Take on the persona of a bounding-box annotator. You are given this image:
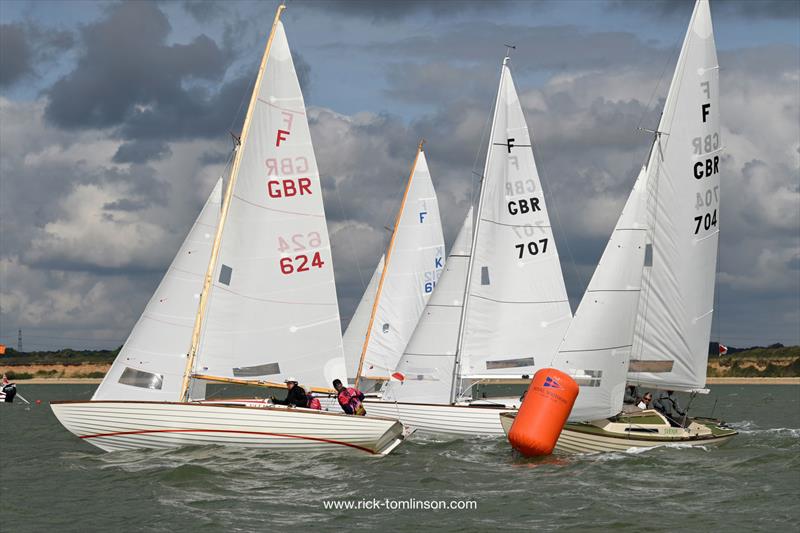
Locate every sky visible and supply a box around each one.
[0,0,798,351]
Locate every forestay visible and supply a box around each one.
[342,255,384,382]
[628,0,721,392]
[357,150,445,380]
[194,22,346,388]
[94,179,222,401]
[383,208,473,404]
[457,58,571,385]
[552,168,650,421]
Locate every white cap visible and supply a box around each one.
[284,376,298,383]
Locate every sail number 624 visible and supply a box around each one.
[280,252,325,275]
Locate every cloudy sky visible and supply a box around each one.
[0,0,798,351]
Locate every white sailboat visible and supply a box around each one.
[52,5,406,456]
[351,54,573,435]
[346,143,446,392]
[500,0,736,452]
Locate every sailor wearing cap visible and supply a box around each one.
[271,376,308,408]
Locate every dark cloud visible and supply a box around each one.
[112,140,172,164]
[180,0,228,22]
[606,0,800,19]
[44,1,233,138]
[293,0,523,21]
[0,22,73,87]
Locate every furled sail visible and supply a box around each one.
[93,179,222,401]
[342,255,384,383]
[383,208,473,404]
[193,21,346,388]
[627,0,721,392]
[552,167,650,421]
[356,149,445,382]
[457,57,572,387]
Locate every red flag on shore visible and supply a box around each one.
[718,344,728,355]
[0,344,6,355]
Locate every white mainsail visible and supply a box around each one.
[342,255,384,382]
[627,0,721,392]
[384,208,473,404]
[355,149,445,382]
[456,57,572,388]
[93,179,222,401]
[193,21,346,388]
[551,167,650,421]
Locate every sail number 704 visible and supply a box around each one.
[515,238,548,258]
[693,209,717,235]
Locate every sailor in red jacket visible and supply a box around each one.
[332,379,366,416]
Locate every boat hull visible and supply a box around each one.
[51,400,406,456]
[499,411,738,454]
[319,397,515,436]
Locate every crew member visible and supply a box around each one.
[654,390,685,425]
[271,377,308,408]
[306,388,322,410]
[333,379,366,416]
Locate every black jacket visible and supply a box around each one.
[273,385,308,408]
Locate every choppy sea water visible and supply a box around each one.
[1,384,798,532]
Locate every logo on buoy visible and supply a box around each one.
[543,376,561,389]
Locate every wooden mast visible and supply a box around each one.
[354,140,425,388]
[179,4,286,402]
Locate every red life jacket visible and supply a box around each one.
[337,387,366,415]
[307,396,321,410]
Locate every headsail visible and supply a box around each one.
[192,17,346,389]
[384,208,473,403]
[628,0,721,391]
[551,167,649,421]
[456,57,572,390]
[342,255,384,382]
[94,179,222,401]
[354,147,445,384]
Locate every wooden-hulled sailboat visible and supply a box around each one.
[348,53,573,435]
[500,0,736,452]
[51,5,406,456]
[343,142,445,392]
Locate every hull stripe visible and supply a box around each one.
[79,428,377,455]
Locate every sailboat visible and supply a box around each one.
[348,53,573,435]
[343,142,445,392]
[500,0,737,452]
[51,5,406,456]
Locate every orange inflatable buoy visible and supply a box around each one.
[508,368,579,456]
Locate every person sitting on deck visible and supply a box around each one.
[654,390,686,426]
[271,377,308,408]
[306,388,322,410]
[623,385,640,405]
[333,379,366,416]
[637,392,653,410]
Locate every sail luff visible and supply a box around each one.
[179,4,286,401]
[354,141,425,388]
[449,59,507,403]
[342,255,385,382]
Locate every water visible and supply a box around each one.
[1,385,798,532]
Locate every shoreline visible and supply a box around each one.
[9,377,799,385]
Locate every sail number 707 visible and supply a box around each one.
[515,238,548,258]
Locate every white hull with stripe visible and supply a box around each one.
[499,410,737,454]
[319,397,517,436]
[51,400,407,456]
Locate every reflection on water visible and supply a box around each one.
[1,384,798,531]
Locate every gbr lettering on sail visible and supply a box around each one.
[266,111,325,275]
[692,78,720,236]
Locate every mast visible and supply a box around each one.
[354,140,425,388]
[449,56,508,403]
[179,4,286,401]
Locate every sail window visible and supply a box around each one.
[481,266,490,285]
[568,369,602,387]
[219,264,233,285]
[644,244,653,267]
[628,360,674,373]
[486,357,535,370]
[118,367,164,390]
[382,323,390,334]
[232,362,281,377]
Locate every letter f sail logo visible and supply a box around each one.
[544,376,561,389]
